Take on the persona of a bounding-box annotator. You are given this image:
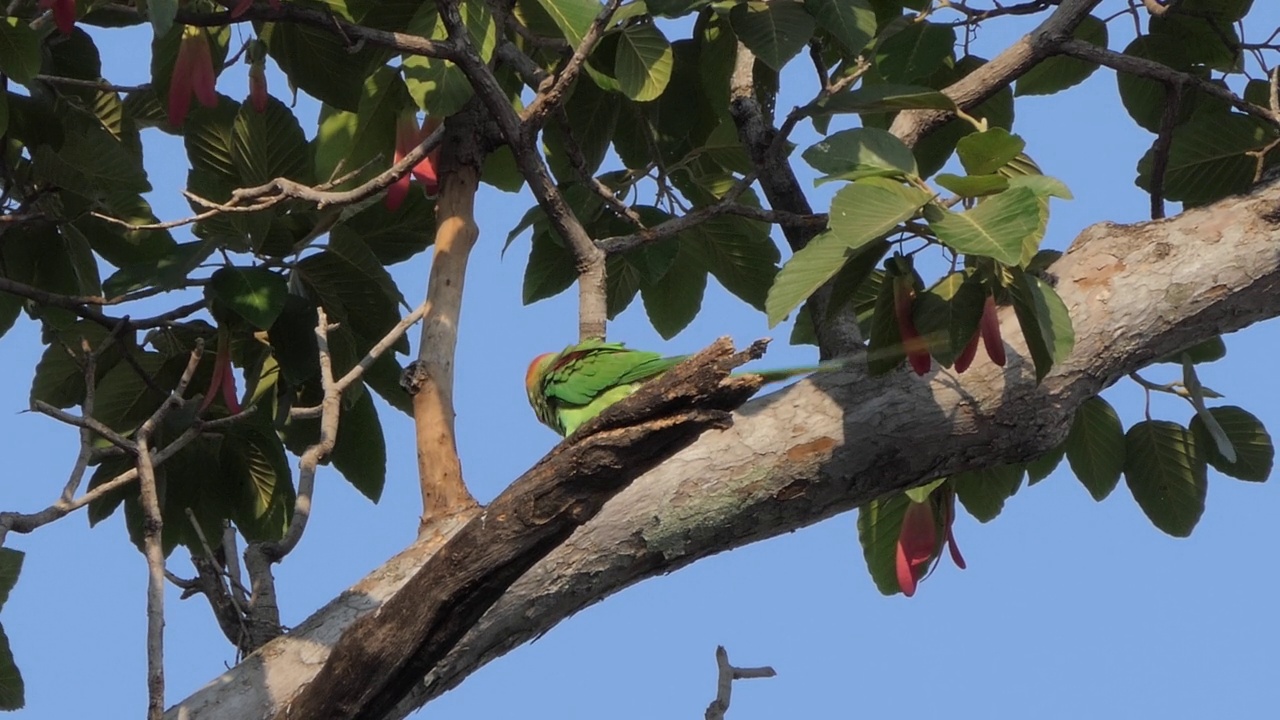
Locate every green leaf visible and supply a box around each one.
[953,465,1024,522]
[1027,444,1064,485]
[1189,406,1273,482]
[30,322,123,409]
[531,0,600,46]
[316,68,409,187]
[818,84,956,115]
[925,186,1040,265]
[325,230,407,310]
[334,190,435,265]
[857,492,911,595]
[86,457,134,527]
[642,243,707,339]
[261,22,387,112]
[91,352,173,432]
[767,179,931,326]
[1009,269,1074,381]
[331,385,387,501]
[805,0,874,55]
[0,18,41,84]
[404,55,475,118]
[1150,10,1241,72]
[956,128,1027,176]
[150,0,179,37]
[0,549,22,610]
[730,0,815,72]
[523,230,577,305]
[935,173,1009,197]
[232,96,314,186]
[207,266,288,330]
[1015,15,1107,96]
[912,272,985,367]
[615,23,674,102]
[1065,396,1125,501]
[545,78,619,182]
[1116,35,1200,133]
[876,21,955,84]
[0,624,23,711]
[294,250,403,350]
[222,425,294,542]
[1136,112,1277,207]
[685,216,780,310]
[802,127,918,182]
[1124,420,1207,537]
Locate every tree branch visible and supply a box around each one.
[275,339,768,720]
[704,646,776,720]
[168,179,1280,720]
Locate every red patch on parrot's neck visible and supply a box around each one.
[526,352,557,390]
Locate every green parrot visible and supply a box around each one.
[525,339,830,436]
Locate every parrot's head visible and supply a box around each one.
[525,352,557,392]
[525,351,559,428]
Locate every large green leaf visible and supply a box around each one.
[1015,15,1107,97]
[1116,35,1199,133]
[1149,10,1241,72]
[1008,269,1074,381]
[260,22,387,112]
[0,624,23,711]
[1136,112,1277,207]
[207,266,289,330]
[953,465,1024,522]
[876,21,955,83]
[857,493,911,596]
[805,0,874,55]
[315,68,409,187]
[956,128,1026,176]
[544,78,619,182]
[1124,420,1207,537]
[802,127,918,182]
[29,322,123,409]
[531,0,600,46]
[294,250,403,350]
[1065,396,1125,501]
[766,178,931,326]
[0,549,22,610]
[232,96,314,186]
[90,352,171,432]
[333,191,436,265]
[331,386,387,502]
[1027,444,1065,485]
[222,424,294,542]
[925,186,1040,265]
[523,231,577,304]
[1189,406,1273,482]
[325,230,407,311]
[615,23,674,102]
[0,18,41,84]
[641,242,707,339]
[730,0,815,72]
[684,216,780,310]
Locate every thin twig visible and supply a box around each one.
[704,646,776,720]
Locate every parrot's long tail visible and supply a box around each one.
[735,359,849,385]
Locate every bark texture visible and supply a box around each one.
[168,180,1280,720]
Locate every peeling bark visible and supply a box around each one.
[169,182,1280,720]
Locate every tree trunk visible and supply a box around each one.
[168,181,1280,720]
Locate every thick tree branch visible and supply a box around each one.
[275,339,768,720]
[169,179,1280,720]
[889,0,1103,146]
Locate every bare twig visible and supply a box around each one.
[262,309,337,561]
[290,301,429,420]
[705,646,776,720]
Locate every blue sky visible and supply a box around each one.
[4,4,1280,719]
